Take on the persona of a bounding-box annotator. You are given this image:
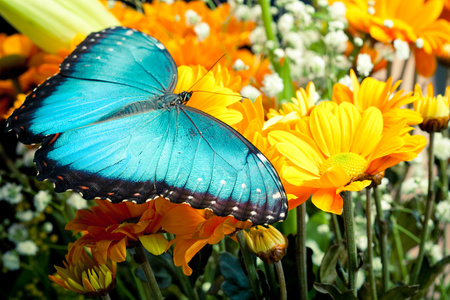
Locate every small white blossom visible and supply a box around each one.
[16,143,27,155]
[283,32,304,49]
[240,85,262,101]
[22,149,36,167]
[15,210,34,222]
[356,53,374,76]
[252,44,263,54]
[379,178,389,190]
[43,222,53,233]
[265,40,277,50]
[160,0,174,4]
[425,242,443,263]
[338,75,353,90]
[334,55,351,70]
[270,6,279,15]
[301,30,320,47]
[328,20,345,31]
[309,56,326,77]
[185,9,201,26]
[436,199,450,223]
[194,22,210,42]
[16,240,38,256]
[249,26,267,45]
[434,132,450,161]
[383,19,394,28]
[8,223,28,244]
[368,6,375,15]
[415,38,424,49]
[381,194,392,211]
[317,224,330,234]
[317,0,329,7]
[372,257,382,273]
[354,37,364,47]
[261,73,284,97]
[323,30,348,52]
[66,193,88,210]
[393,39,410,60]
[328,2,346,20]
[232,59,248,71]
[278,13,294,34]
[34,190,51,213]
[274,48,285,59]
[234,5,251,21]
[0,183,23,204]
[249,5,262,22]
[2,251,20,271]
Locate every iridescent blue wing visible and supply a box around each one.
[34,105,288,225]
[6,27,177,144]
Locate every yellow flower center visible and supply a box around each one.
[320,153,368,179]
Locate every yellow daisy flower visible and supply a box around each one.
[268,102,425,214]
[414,83,450,132]
[332,69,423,128]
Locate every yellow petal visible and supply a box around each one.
[139,234,169,255]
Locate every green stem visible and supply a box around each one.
[175,265,199,300]
[386,61,393,81]
[410,132,435,284]
[342,191,357,297]
[0,143,31,189]
[101,293,112,300]
[365,188,377,300]
[391,216,409,282]
[374,186,390,292]
[296,204,308,300]
[236,230,261,299]
[439,158,448,202]
[134,243,163,300]
[11,76,23,94]
[332,214,342,242]
[275,260,287,300]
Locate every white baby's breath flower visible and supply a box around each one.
[415,38,424,49]
[0,183,23,204]
[233,5,251,21]
[425,242,443,263]
[309,56,326,77]
[301,30,320,47]
[354,37,364,47]
[434,132,450,161]
[240,85,262,102]
[160,0,174,4]
[328,20,345,31]
[283,32,304,49]
[265,40,277,50]
[436,199,450,223]
[66,193,88,210]
[43,222,53,233]
[328,1,346,20]
[34,190,51,213]
[338,75,353,90]
[15,210,34,222]
[2,251,20,271]
[16,143,27,155]
[249,5,262,22]
[232,59,248,71]
[22,149,36,167]
[194,22,210,42]
[317,0,329,7]
[274,48,285,59]
[393,39,410,60]
[8,223,28,244]
[185,9,201,26]
[356,53,374,76]
[261,73,284,97]
[323,30,348,52]
[278,13,294,34]
[16,240,38,256]
[249,26,267,45]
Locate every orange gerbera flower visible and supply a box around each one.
[108,0,269,89]
[332,69,423,128]
[336,0,450,77]
[66,198,172,265]
[158,199,252,275]
[268,101,426,214]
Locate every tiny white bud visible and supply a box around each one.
[415,38,424,49]
[368,6,375,15]
[194,22,210,42]
[383,19,394,28]
[354,37,364,47]
[356,53,374,77]
[185,10,201,26]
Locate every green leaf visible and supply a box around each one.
[319,242,347,284]
[136,252,173,289]
[314,282,357,300]
[380,285,419,300]
[414,255,450,299]
[219,252,254,300]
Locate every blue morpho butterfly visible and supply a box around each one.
[6,26,288,225]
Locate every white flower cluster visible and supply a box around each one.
[434,132,450,161]
[239,0,351,95]
[2,222,40,270]
[184,9,210,42]
[0,183,23,204]
[435,197,450,223]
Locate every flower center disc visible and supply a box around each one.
[320,152,368,179]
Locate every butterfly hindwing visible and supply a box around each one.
[6,26,177,144]
[34,104,287,225]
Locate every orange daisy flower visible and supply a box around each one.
[332,69,423,128]
[268,101,426,213]
[335,0,450,77]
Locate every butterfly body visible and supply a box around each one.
[6,27,288,225]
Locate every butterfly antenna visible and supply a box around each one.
[187,54,227,92]
[193,90,247,100]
